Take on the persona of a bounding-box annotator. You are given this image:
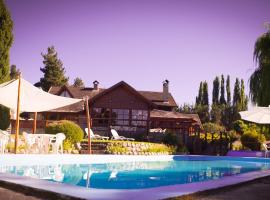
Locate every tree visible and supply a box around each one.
[212,76,220,105]
[73,77,84,87]
[249,30,270,106]
[202,81,209,106]
[0,0,13,130]
[0,0,13,83]
[10,64,20,79]
[233,78,241,107]
[39,46,69,91]
[226,75,231,106]
[220,75,226,105]
[240,79,248,111]
[195,82,203,105]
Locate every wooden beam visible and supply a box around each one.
[85,97,91,154]
[32,112,37,134]
[15,74,21,154]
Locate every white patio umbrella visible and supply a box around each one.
[239,106,270,124]
[0,76,92,154]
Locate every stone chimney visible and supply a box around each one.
[163,79,169,102]
[93,80,99,90]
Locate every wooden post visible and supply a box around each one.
[32,112,37,134]
[85,97,91,154]
[15,74,22,154]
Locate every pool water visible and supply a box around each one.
[1,156,270,189]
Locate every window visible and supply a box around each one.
[92,108,110,126]
[112,109,129,126]
[60,90,71,98]
[131,110,148,127]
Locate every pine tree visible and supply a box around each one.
[0,0,13,130]
[226,75,231,106]
[0,0,13,83]
[39,46,69,91]
[220,75,226,105]
[10,65,20,79]
[73,77,84,87]
[212,76,220,105]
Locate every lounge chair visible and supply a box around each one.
[111,129,135,141]
[50,133,66,154]
[85,128,109,140]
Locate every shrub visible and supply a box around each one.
[163,131,178,146]
[233,120,248,134]
[240,128,265,151]
[0,105,10,130]
[45,120,84,149]
[203,122,225,133]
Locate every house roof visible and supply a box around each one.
[150,109,202,127]
[47,81,177,112]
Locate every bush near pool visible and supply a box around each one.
[45,120,84,150]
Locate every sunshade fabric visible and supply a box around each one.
[239,106,270,124]
[0,78,82,112]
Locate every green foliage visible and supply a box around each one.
[202,81,209,106]
[163,131,178,146]
[10,64,20,79]
[39,46,69,91]
[203,122,225,133]
[73,77,84,87]
[212,76,220,105]
[0,105,10,130]
[0,0,13,83]
[220,75,226,105]
[233,120,248,134]
[250,30,270,106]
[45,120,83,147]
[106,144,128,154]
[210,104,224,124]
[241,127,265,151]
[226,75,231,105]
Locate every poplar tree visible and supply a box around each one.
[240,79,248,111]
[226,75,231,105]
[233,78,241,107]
[39,46,69,91]
[212,76,220,105]
[0,0,13,130]
[202,81,209,106]
[196,82,203,105]
[220,75,226,105]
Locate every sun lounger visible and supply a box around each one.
[111,129,135,141]
[85,128,109,140]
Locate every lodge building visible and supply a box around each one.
[36,80,202,139]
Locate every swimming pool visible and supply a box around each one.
[0,155,270,199]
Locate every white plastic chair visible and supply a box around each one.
[111,129,135,141]
[85,128,109,140]
[23,132,39,154]
[263,143,269,158]
[50,133,66,154]
[0,131,9,154]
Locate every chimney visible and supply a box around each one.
[93,80,99,90]
[163,79,169,102]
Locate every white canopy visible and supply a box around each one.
[0,78,82,112]
[239,106,270,124]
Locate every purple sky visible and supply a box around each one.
[5,0,270,105]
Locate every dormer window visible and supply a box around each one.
[60,90,71,98]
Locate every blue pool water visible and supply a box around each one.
[1,156,270,189]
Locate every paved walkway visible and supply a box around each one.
[0,186,43,200]
[171,176,270,200]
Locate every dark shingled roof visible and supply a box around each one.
[47,82,177,112]
[150,109,202,127]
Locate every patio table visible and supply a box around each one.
[32,134,56,154]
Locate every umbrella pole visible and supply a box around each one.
[85,97,91,154]
[32,112,37,134]
[15,74,21,154]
